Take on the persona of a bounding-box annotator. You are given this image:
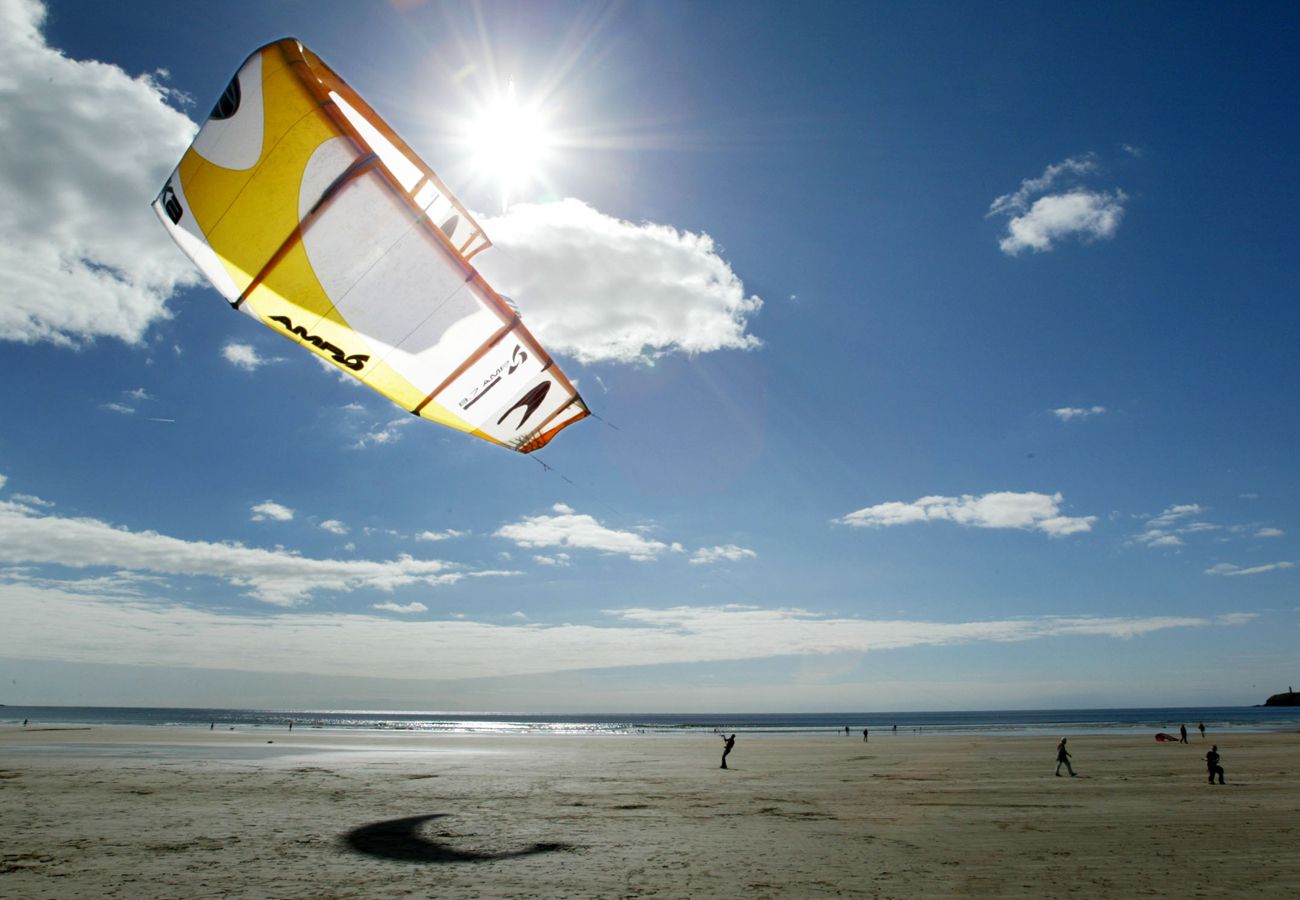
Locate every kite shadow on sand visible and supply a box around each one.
[343,814,570,864]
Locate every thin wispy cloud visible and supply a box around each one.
[1256,527,1284,538]
[988,155,1127,255]
[1205,561,1295,577]
[416,529,469,542]
[373,601,428,614]
[319,519,349,536]
[496,503,684,561]
[1052,405,1106,422]
[353,418,412,450]
[836,491,1096,537]
[690,544,758,565]
[0,497,498,606]
[0,585,1257,682]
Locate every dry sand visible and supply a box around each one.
[2,725,1298,898]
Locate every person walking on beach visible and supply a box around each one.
[1198,722,1206,739]
[1206,745,1225,784]
[1180,724,1188,744]
[1055,738,1076,777]
[862,728,869,742]
[720,734,736,769]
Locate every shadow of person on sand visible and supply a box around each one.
[343,814,569,864]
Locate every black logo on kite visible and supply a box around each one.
[159,183,183,224]
[508,344,527,374]
[211,75,241,120]
[268,315,369,371]
[497,381,551,430]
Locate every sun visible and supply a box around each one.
[461,81,554,209]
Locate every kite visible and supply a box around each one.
[154,39,588,453]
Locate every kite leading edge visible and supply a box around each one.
[153,38,589,453]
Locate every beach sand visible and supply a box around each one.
[2,725,1298,898]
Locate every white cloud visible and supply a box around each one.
[416,529,468,542]
[690,544,758,565]
[1256,527,1284,538]
[476,199,762,364]
[373,601,428,614]
[10,492,52,507]
[1205,561,1295,577]
[496,503,684,560]
[1051,405,1106,422]
[0,498,499,606]
[1146,504,1205,528]
[533,553,572,567]
[250,500,294,523]
[988,155,1127,255]
[0,585,1257,682]
[101,402,135,416]
[222,342,272,371]
[836,491,1095,537]
[0,0,198,345]
[319,519,348,536]
[353,418,412,449]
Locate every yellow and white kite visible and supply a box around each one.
[154,39,589,453]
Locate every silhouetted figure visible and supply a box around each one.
[22,719,28,727]
[720,734,736,769]
[209,722,214,730]
[1180,724,1188,744]
[863,728,869,742]
[892,724,897,734]
[1206,745,1225,784]
[844,725,850,736]
[1198,722,1206,739]
[288,721,293,731]
[1055,738,1076,776]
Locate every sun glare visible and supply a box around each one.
[463,81,554,208]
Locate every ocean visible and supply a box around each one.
[3,705,1297,737]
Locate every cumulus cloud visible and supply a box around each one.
[836,491,1096,537]
[0,0,198,345]
[690,544,758,565]
[222,343,273,371]
[533,553,572,567]
[250,500,294,523]
[0,584,1257,682]
[1052,405,1106,422]
[476,199,763,364]
[319,519,348,536]
[1205,561,1295,577]
[0,497,504,606]
[988,155,1127,255]
[495,502,684,561]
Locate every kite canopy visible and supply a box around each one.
[154,38,588,453]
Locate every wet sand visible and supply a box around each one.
[2,726,1298,897]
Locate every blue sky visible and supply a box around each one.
[1,0,1296,711]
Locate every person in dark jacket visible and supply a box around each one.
[1206,745,1225,784]
[1055,738,1076,776]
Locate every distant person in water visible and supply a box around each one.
[1198,722,1206,739]
[1206,745,1225,784]
[844,725,850,736]
[720,734,736,769]
[1055,738,1076,777]
[1180,724,1188,744]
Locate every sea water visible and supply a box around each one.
[3,705,1297,736]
